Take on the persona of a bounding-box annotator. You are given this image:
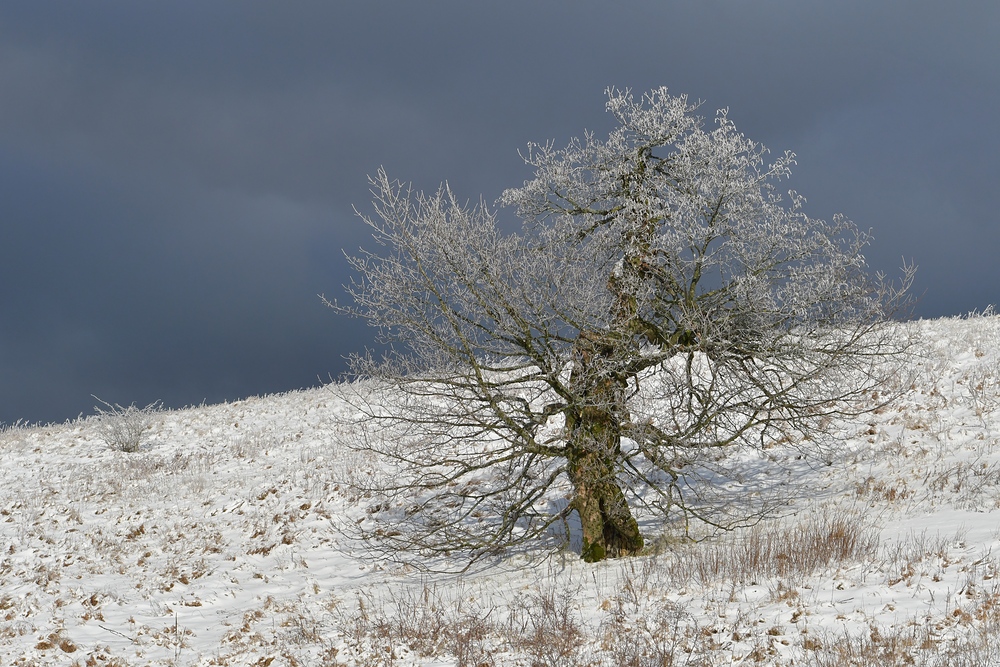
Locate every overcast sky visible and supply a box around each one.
[1,1,997,425]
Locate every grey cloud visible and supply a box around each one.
[0,1,997,423]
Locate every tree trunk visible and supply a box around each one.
[566,332,644,562]
[566,437,644,562]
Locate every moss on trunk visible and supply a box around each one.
[566,331,644,562]
[569,454,644,561]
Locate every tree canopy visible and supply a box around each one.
[332,87,913,566]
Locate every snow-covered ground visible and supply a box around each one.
[5,315,1000,665]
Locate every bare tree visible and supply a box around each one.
[331,87,913,565]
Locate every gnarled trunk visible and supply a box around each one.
[564,196,653,562]
[566,332,644,562]
[566,436,644,562]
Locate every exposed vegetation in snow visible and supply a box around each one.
[5,314,1000,665]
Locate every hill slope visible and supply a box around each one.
[5,315,1000,665]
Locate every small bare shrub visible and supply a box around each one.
[514,586,584,667]
[880,529,958,588]
[926,458,1000,509]
[93,397,161,453]
[802,615,1000,667]
[338,585,498,667]
[856,475,913,504]
[804,623,936,666]
[600,602,712,667]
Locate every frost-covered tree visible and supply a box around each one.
[332,88,913,565]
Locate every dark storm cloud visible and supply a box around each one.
[1,1,997,424]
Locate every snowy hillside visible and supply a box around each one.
[5,314,1000,665]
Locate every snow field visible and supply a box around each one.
[4,314,1000,664]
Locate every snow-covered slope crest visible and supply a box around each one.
[5,314,1000,665]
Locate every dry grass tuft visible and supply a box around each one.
[665,510,880,588]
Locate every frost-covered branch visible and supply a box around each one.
[332,86,914,567]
